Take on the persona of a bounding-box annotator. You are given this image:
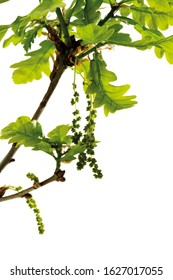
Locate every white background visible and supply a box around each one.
[0,1,173,279]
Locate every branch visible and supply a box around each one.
[0,170,65,202]
[0,143,19,173]
[31,56,67,120]
[0,57,67,173]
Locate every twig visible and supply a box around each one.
[98,0,132,27]
[0,174,57,202]
[98,3,120,26]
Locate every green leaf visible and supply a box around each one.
[65,0,85,22]
[10,40,55,84]
[3,34,23,48]
[83,0,102,24]
[61,144,85,161]
[22,25,43,52]
[154,46,164,59]
[11,16,29,36]
[147,0,170,12]
[76,59,90,76]
[0,25,10,41]
[48,125,71,144]
[120,7,131,17]
[157,36,173,63]
[103,17,123,30]
[107,32,132,46]
[129,3,173,31]
[100,20,132,46]
[28,0,65,20]
[0,116,43,147]
[32,141,54,157]
[86,53,137,116]
[131,27,173,63]
[76,24,114,44]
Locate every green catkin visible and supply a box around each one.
[25,197,45,234]
[25,173,45,234]
[77,94,103,178]
[71,83,82,144]
[71,64,102,178]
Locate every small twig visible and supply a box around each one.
[98,0,132,27]
[98,3,120,26]
[0,170,66,202]
[0,174,56,202]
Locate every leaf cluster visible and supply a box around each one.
[0,116,86,169]
[0,0,172,114]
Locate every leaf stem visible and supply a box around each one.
[56,8,71,46]
[77,43,104,60]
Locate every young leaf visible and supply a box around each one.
[83,0,102,24]
[147,0,170,12]
[65,0,85,22]
[0,116,43,147]
[22,25,43,52]
[61,144,85,161]
[28,0,65,20]
[76,24,114,44]
[157,36,173,63]
[131,27,173,63]
[107,32,132,46]
[48,125,72,144]
[32,141,54,157]
[86,52,137,116]
[0,116,56,157]
[11,16,30,36]
[3,34,23,48]
[154,46,164,59]
[10,40,55,84]
[131,5,173,31]
[103,17,123,29]
[0,25,10,41]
